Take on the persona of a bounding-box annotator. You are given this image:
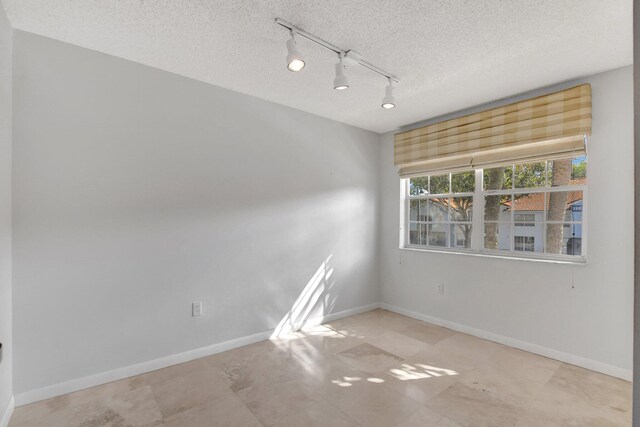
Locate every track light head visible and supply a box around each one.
[286,30,305,72]
[275,19,401,107]
[333,54,349,90]
[381,79,396,109]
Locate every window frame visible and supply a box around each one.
[514,213,536,227]
[514,236,535,252]
[406,173,475,250]
[401,163,587,263]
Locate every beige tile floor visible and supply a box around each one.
[10,309,632,427]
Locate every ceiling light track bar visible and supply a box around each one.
[275,18,400,84]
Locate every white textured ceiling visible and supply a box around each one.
[1,0,632,133]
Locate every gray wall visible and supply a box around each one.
[0,1,12,420]
[379,66,634,379]
[12,31,380,395]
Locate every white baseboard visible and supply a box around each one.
[14,302,380,407]
[302,302,380,327]
[16,300,628,408]
[380,303,632,381]
[0,396,14,427]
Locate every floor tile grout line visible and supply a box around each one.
[512,360,563,415]
[391,401,423,427]
[322,394,367,427]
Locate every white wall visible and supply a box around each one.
[12,31,380,396]
[8,25,632,404]
[0,1,12,423]
[379,66,634,378]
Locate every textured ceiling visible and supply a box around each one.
[1,0,632,133]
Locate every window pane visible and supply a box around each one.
[514,235,538,252]
[451,197,473,221]
[419,223,428,245]
[547,158,573,187]
[409,200,419,221]
[451,171,475,193]
[514,161,546,188]
[484,195,511,221]
[430,174,449,194]
[565,223,583,255]
[545,223,582,255]
[512,192,543,214]
[409,177,429,196]
[409,223,419,245]
[548,156,589,186]
[483,166,512,190]
[546,191,584,222]
[514,213,537,227]
[484,222,511,250]
[428,198,449,221]
[451,224,472,248]
[418,199,429,221]
[571,156,587,183]
[428,223,448,247]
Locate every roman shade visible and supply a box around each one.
[394,84,591,177]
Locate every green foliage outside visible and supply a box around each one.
[571,161,587,179]
[409,158,586,196]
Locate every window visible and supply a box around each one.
[404,156,586,261]
[514,214,535,227]
[514,236,535,252]
[408,171,474,249]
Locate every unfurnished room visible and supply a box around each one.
[0,1,638,426]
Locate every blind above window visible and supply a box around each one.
[394,84,591,177]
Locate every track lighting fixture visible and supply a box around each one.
[286,29,305,72]
[333,53,349,90]
[381,78,396,109]
[276,18,400,108]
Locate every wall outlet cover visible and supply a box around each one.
[192,301,203,317]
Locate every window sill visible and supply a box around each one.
[400,246,587,265]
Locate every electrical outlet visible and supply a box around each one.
[192,301,203,317]
[437,284,445,295]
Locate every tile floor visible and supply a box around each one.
[9,309,632,426]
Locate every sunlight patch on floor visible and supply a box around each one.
[389,363,458,381]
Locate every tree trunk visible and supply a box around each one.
[484,168,505,249]
[463,224,471,248]
[546,159,572,253]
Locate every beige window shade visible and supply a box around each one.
[394,84,591,178]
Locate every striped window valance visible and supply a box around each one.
[394,84,592,178]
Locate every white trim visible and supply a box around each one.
[400,179,408,248]
[0,396,14,427]
[299,302,380,326]
[379,303,632,381]
[15,302,380,407]
[400,246,587,265]
[470,169,483,251]
[14,330,267,406]
[14,300,630,408]
[482,184,586,195]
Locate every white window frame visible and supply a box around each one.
[404,173,475,250]
[514,236,535,252]
[514,213,536,227]
[401,163,587,263]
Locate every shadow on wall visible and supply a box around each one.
[271,254,337,337]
